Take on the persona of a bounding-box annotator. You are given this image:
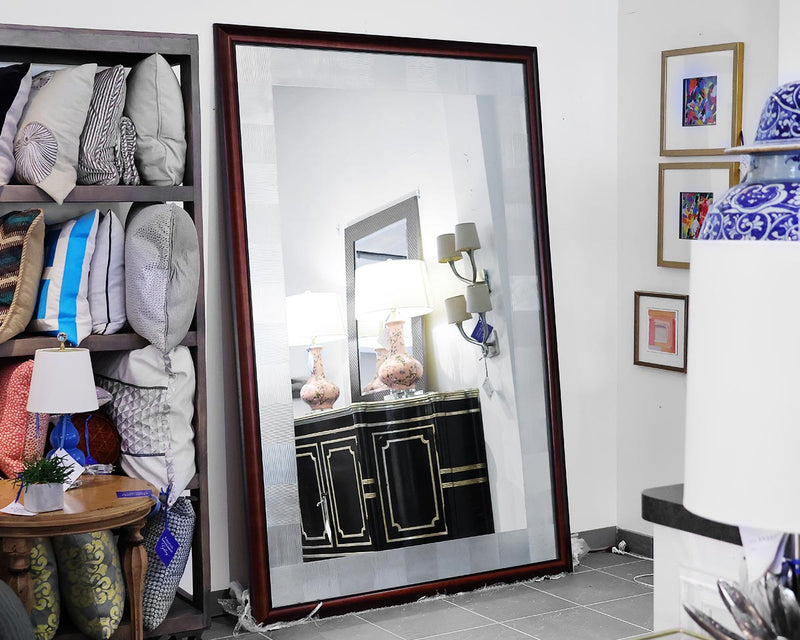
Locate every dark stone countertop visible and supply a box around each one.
[642,484,741,546]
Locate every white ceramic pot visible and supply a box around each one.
[23,483,64,513]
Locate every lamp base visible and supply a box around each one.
[46,414,86,466]
[378,319,423,391]
[300,346,340,411]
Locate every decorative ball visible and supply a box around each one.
[72,412,121,465]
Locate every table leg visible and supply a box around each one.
[121,520,148,640]
[1,537,33,613]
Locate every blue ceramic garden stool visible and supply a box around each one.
[699,81,800,241]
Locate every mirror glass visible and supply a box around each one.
[223,32,568,614]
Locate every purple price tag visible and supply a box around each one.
[156,529,179,566]
[470,320,493,343]
[117,490,154,498]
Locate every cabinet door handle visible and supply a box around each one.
[317,492,332,543]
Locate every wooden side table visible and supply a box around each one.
[0,475,156,640]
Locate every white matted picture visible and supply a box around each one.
[660,42,743,156]
[634,291,688,373]
[658,161,739,268]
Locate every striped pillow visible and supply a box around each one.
[88,210,125,335]
[28,209,99,346]
[115,116,140,186]
[0,208,45,345]
[77,65,126,186]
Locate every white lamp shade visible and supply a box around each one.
[455,222,481,251]
[445,295,471,324]
[354,259,433,321]
[27,348,99,414]
[684,240,800,532]
[437,233,461,263]
[466,282,492,313]
[285,292,346,346]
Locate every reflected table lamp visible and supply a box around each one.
[684,240,800,605]
[286,291,347,411]
[26,333,99,466]
[354,259,432,396]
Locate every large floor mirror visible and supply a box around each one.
[215,24,570,622]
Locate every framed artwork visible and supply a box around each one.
[657,161,739,268]
[660,42,743,156]
[634,291,688,373]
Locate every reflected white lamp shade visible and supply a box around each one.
[684,240,800,532]
[466,283,492,313]
[285,291,347,346]
[354,259,433,322]
[437,233,462,263]
[455,222,481,251]
[445,295,471,324]
[27,348,99,414]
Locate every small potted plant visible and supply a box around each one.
[14,456,70,513]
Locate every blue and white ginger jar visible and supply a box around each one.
[699,81,800,241]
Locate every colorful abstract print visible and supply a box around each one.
[683,75,717,127]
[679,191,713,239]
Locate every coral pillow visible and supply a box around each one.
[0,359,49,479]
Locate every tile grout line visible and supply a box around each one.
[441,599,544,640]
[583,605,652,633]
[588,591,655,607]
[353,612,408,639]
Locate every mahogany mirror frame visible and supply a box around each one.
[214,22,571,623]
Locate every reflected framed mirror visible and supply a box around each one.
[215,24,570,623]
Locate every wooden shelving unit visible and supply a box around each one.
[0,24,210,639]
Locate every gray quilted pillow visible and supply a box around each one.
[0,580,34,640]
[125,203,199,353]
[141,497,195,630]
[114,116,140,186]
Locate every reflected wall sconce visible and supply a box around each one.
[286,291,347,411]
[355,259,432,396]
[437,223,498,358]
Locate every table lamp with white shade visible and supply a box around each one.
[286,291,347,411]
[27,333,99,466]
[354,259,432,395]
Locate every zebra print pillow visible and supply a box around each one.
[77,65,126,186]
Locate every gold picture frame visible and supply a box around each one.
[660,42,743,156]
[657,161,739,269]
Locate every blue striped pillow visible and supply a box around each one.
[29,209,99,346]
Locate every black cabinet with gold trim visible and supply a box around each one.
[294,389,494,561]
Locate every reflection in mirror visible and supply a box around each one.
[216,25,569,622]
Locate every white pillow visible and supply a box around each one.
[93,345,196,505]
[0,63,33,185]
[28,208,99,346]
[89,209,125,334]
[14,64,97,204]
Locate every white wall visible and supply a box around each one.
[616,0,780,535]
[1,0,619,589]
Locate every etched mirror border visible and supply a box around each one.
[214,23,570,623]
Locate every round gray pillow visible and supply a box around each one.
[125,203,199,353]
[0,580,35,640]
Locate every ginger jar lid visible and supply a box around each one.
[726,81,800,154]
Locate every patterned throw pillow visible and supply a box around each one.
[125,203,199,353]
[0,208,45,345]
[93,345,196,505]
[0,580,34,640]
[14,64,97,204]
[141,497,195,629]
[71,412,121,465]
[0,62,33,185]
[28,209,99,347]
[115,116,140,186]
[52,530,125,640]
[77,65,126,186]
[0,359,49,479]
[30,538,59,640]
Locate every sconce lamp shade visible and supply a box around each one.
[455,222,481,252]
[27,348,99,414]
[445,295,471,324]
[466,282,492,313]
[285,291,347,346]
[684,240,800,533]
[354,259,433,322]
[437,233,462,263]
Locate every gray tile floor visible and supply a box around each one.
[205,551,655,640]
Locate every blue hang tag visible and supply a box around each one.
[470,319,494,343]
[156,528,179,567]
[117,490,155,499]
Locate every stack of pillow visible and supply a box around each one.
[0,53,200,635]
[0,53,187,202]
